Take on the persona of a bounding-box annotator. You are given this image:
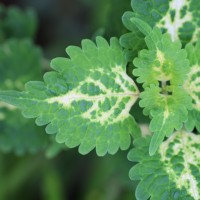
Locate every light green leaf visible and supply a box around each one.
[128,130,200,200]
[0,37,140,156]
[133,27,190,88]
[133,24,191,155]
[139,84,192,155]
[184,41,200,132]
[130,17,152,36]
[132,26,192,154]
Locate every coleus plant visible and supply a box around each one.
[0,0,200,199]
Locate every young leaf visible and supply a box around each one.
[184,41,200,132]
[133,27,190,88]
[128,130,200,200]
[132,26,192,154]
[139,85,192,155]
[0,37,140,156]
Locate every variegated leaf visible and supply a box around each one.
[133,27,190,87]
[0,37,140,156]
[184,41,200,132]
[139,84,192,155]
[131,0,200,45]
[132,25,192,154]
[128,130,200,200]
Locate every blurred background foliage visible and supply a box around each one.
[0,0,139,199]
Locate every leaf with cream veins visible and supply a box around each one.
[128,130,200,200]
[133,27,190,88]
[139,85,192,155]
[132,24,192,154]
[121,0,200,63]
[0,37,140,156]
[130,0,200,45]
[184,40,200,132]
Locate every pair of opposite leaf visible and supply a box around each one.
[128,18,200,200]
[131,17,199,156]
[123,1,200,199]
[0,19,198,157]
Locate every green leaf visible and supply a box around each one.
[132,26,192,154]
[184,41,200,132]
[128,130,200,200]
[0,4,38,42]
[130,17,152,36]
[45,139,66,159]
[0,37,140,156]
[130,0,200,45]
[133,27,190,88]
[120,12,146,62]
[0,109,48,155]
[139,85,192,155]
[0,39,49,155]
[0,39,43,90]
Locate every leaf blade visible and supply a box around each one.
[0,37,140,156]
[129,130,200,200]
